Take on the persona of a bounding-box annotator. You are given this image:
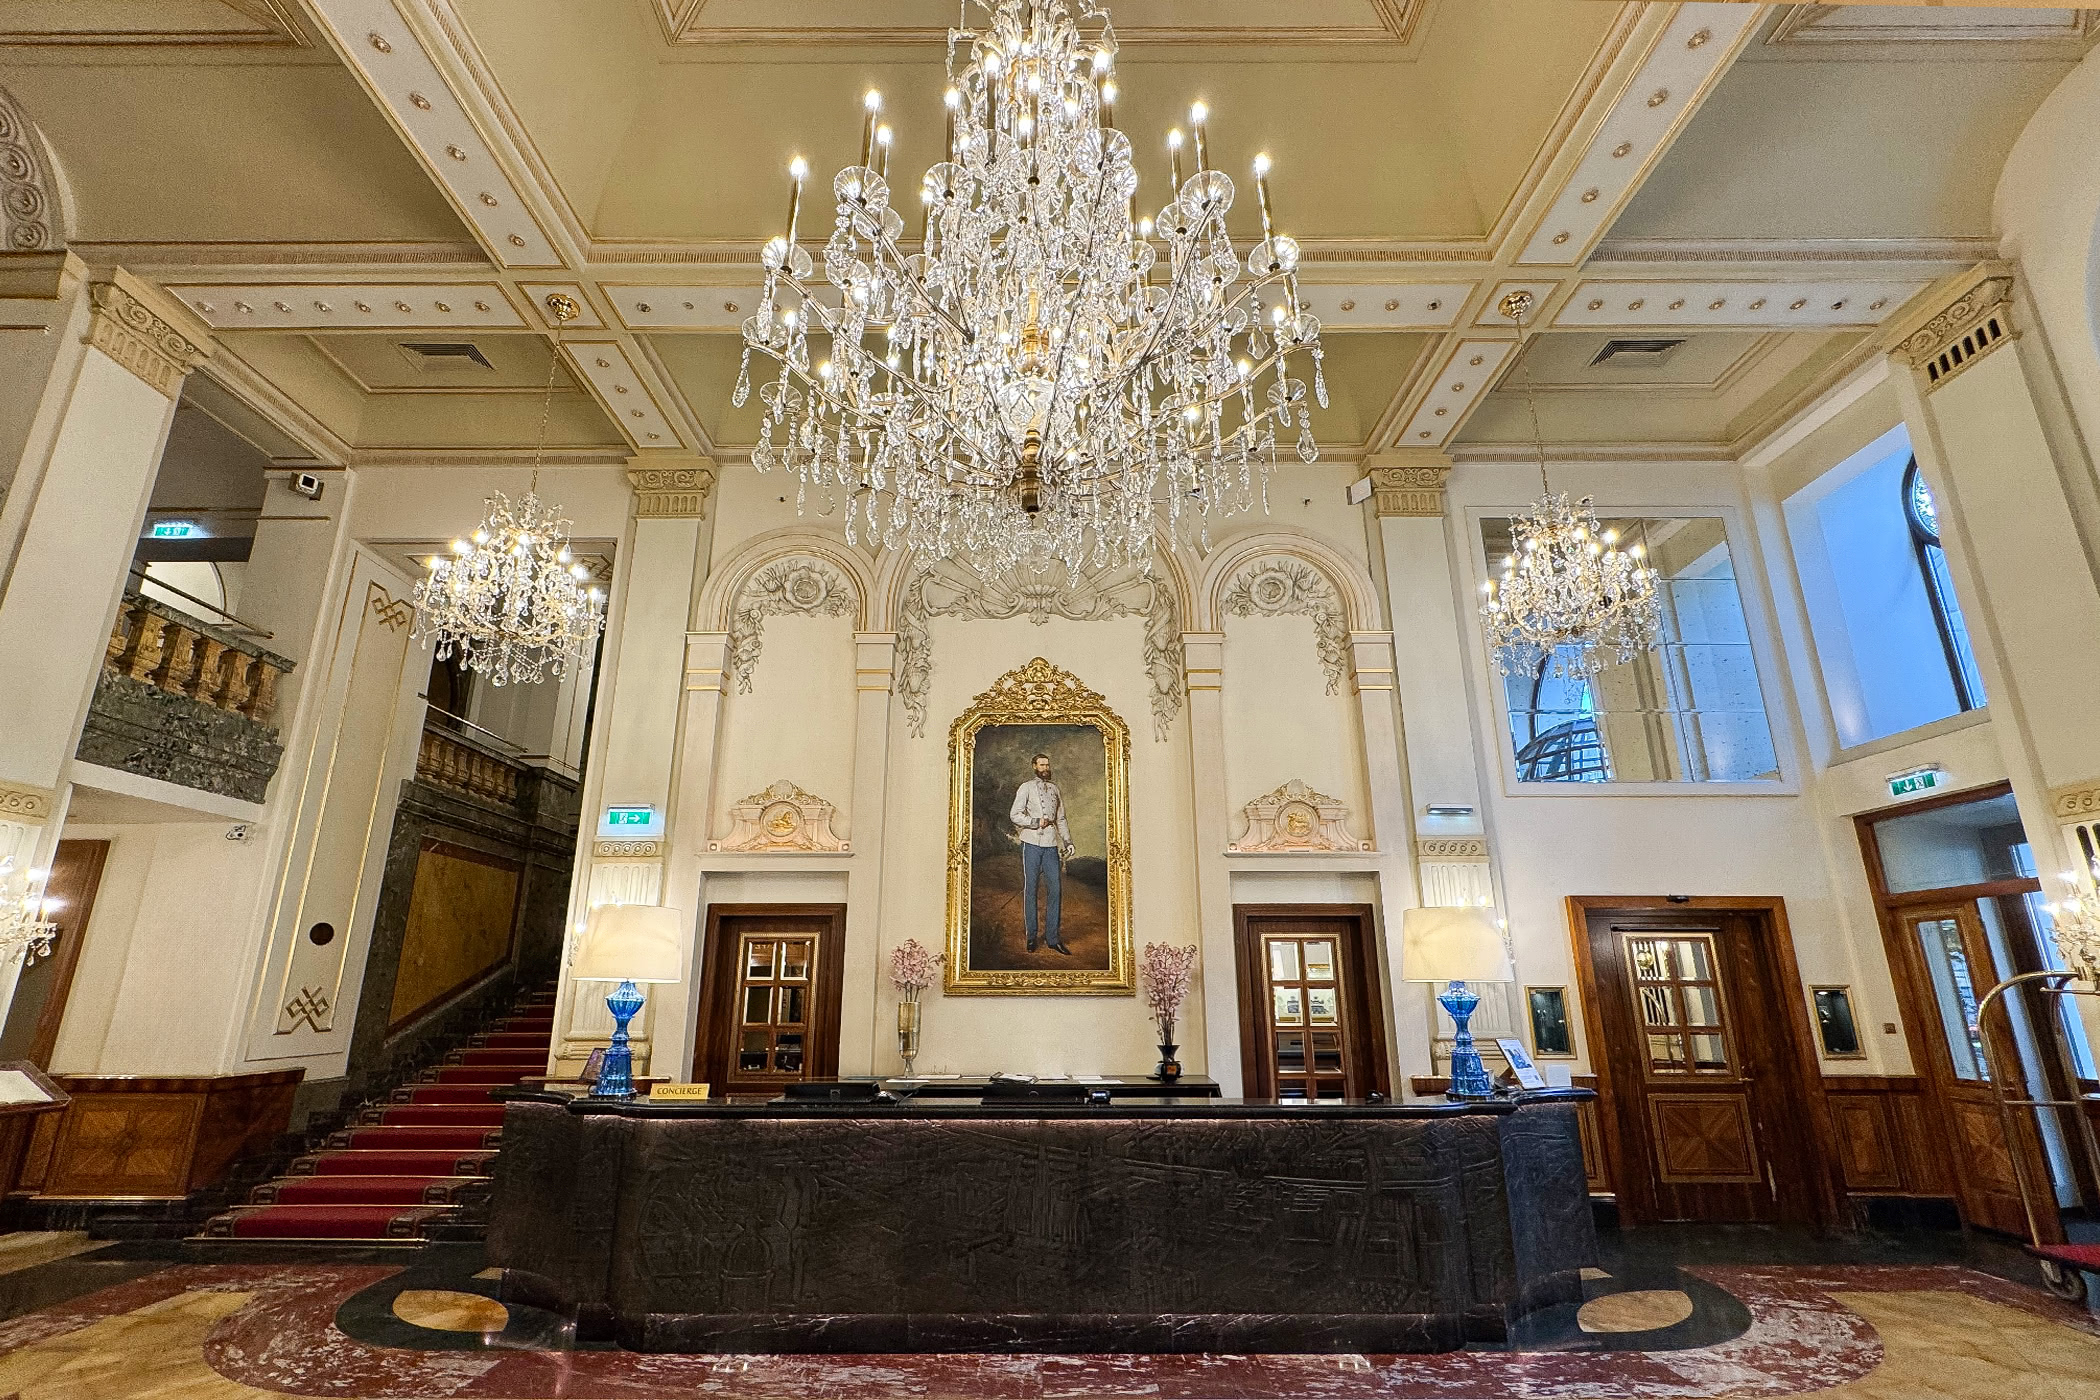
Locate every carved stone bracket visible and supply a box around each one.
[896,557,1183,741]
[1370,464,1453,518]
[1221,557,1349,693]
[711,779,849,853]
[0,85,59,252]
[627,460,716,519]
[85,275,211,399]
[0,777,54,826]
[728,558,856,693]
[1229,779,1369,853]
[1888,266,2017,391]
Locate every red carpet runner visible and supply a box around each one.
[199,988,556,1241]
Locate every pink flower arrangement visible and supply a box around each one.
[1139,941,1199,1040]
[889,938,944,1002]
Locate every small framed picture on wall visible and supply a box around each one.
[1812,985,1866,1059]
[1525,985,1575,1058]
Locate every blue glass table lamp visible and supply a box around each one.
[1400,905,1515,1099]
[573,903,685,1098]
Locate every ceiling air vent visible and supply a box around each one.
[397,341,495,371]
[1589,337,1686,368]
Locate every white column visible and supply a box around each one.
[844,631,897,1075]
[552,458,715,1076]
[1884,266,2100,865]
[654,629,730,1078]
[1182,631,1240,1093]
[0,258,211,1023]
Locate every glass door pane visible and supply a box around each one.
[1912,915,1987,1080]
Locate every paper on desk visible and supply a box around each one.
[0,1070,52,1105]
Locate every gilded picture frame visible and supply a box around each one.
[945,657,1134,995]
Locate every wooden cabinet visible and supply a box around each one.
[17,1070,301,1200]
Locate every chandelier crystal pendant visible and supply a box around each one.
[2048,874,2100,985]
[414,294,606,687]
[1480,290,1662,680]
[740,0,1325,574]
[0,856,58,966]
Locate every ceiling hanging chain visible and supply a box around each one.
[411,293,607,687]
[1479,289,1663,681]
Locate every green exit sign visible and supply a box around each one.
[1887,766,1946,799]
[605,806,653,827]
[149,520,200,538]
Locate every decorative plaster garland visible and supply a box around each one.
[727,558,856,693]
[1221,557,1349,694]
[0,86,57,252]
[896,558,1184,742]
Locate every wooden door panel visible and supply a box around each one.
[1648,1094,1760,1183]
[695,906,845,1096]
[1828,1094,1904,1193]
[1233,905,1388,1102]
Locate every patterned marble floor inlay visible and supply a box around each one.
[0,1259,2094,1399]
[388,1290,508,1334]
[1577,1289,1696,1334]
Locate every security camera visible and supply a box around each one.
[291,472,324,501]
[225,823,253,843]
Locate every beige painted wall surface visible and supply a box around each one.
[714,610,858,838]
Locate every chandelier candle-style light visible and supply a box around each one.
[739,0,1325,574]
[414,294,606,686]
[2048,873,2100,984]
[1480,290,1662,680]
[0,856,58,966]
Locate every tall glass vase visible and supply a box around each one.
[897,997,921,1076]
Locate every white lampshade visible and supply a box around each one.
[1399,906,1513,984]
[573,904,684,983]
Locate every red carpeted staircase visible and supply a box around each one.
[197,988,556,1241]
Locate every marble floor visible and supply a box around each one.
[0,1230,2092,1399]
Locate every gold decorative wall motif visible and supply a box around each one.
[945,658,1133,995]
[1229,779,1370,853]
[711,779,849,853]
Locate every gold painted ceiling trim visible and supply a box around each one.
[653,0,1425,46]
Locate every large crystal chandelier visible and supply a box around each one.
[1480,291,1662,679]
[0,856,57,966]
[739,0,1325,574]
[414,294,606,687]
[2048,873,2100,984]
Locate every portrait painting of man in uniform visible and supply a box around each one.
[945,658,1133,995]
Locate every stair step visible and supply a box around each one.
[201,1204,457,1240]
[427,1066,538,1085]
[330,1125,501,1152]
[475,1032,551,1049]
[256,1175,480,1206]
[292,1149,498,1176]
[394,1085,499,1105]
[451,1050,546,1067]
[365,1105,506,1128]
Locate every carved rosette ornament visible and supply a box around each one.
[728,558,856,693]
[1229,779,1369,853]
[0,779,54,826]
[895,557,1183,741]
[1221,557,1349,693]
[711,779,849,853]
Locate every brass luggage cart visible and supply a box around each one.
[1976,970,2100,1301]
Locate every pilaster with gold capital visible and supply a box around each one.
[626,454,717,520]
[1363,450,1455,519]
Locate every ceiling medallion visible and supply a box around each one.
[739,0,1324,574]
[1479,290,1661,680]
[412,294,605,686]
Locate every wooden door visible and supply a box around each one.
[0,840,108,1066]
[1582,909,1828,1226]
[1234,905,1389,1101]
[1891,904,2055,1239]
[694,905,845,1097]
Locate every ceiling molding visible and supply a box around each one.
[344,447,631,468]
[561,340,687,449]
[1514,5,1765,269]
[0,0,311,47]
[194,343,352,467]
[62,241,493,272]
[1588,235,2000,268]
[298,0,564,268]
[1766,4,2100,47]
[650,0,1426,47]
[164,281,525,331]
[1447,439,1740,465]
[1390,339,1519,451]
[1553,278,1930,330]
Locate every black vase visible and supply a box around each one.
[1153,1040,1182,1084]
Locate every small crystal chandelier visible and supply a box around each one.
[1480,290,1662,679]
[2048,873,2100,984]
[740,0,1325,574]
[0,856,57,966]
[414,294,606,687]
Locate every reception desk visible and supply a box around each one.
[489,1090,1596,1354]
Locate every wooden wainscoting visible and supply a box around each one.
[1410,1076,1613,1196]
[17,1070,302,1200]
[1821,1076,1954,1199]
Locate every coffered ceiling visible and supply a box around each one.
[1,0,2091,471]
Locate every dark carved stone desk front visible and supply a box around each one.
[489,1092,1596,1354]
